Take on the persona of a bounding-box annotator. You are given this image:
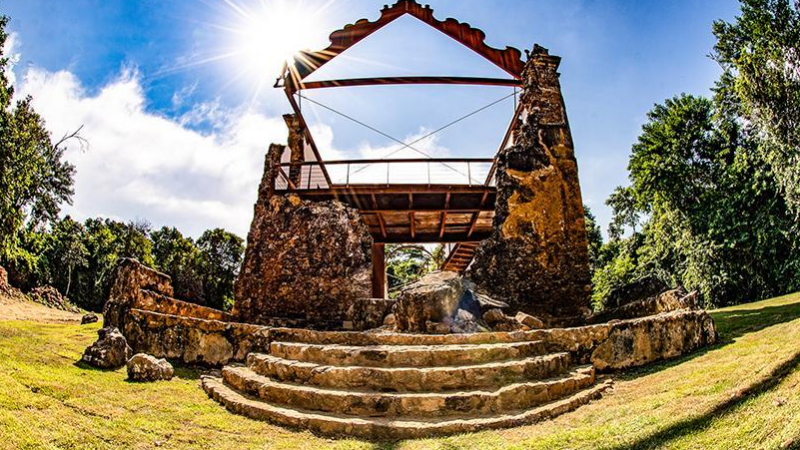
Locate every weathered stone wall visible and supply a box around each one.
[233,148,373,328]
[124,309,270,366]
[529,309,717,371]
[103,258,175,332]
[469,45,591,326]
[588,288,698,324]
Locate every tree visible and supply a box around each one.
[583,206,604,272]
[593,93,800,308]
[151,226,203,302]
[196,228,244,310]
[49,216,88,297]
[0,15,77,262]
[606,186,642,240]
[713,0,800,215]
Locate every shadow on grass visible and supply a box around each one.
[711,300,800,340]
[72,360,119,372]
[604,347,800,450]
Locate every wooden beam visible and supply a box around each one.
[282,158,495,166]
[281,184,495,195]
[286,0,525,81]
[283,86,332,186]
[467,191,491,238]
[360,208,491,214]
[410,211,416,239]
[296,76,522,90]
[485,101,525,185]
[374,232,491,244]
[439,192,451,239]
[371,243,386,299]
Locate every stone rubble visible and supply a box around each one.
[589,287,699,323]
[29,285,81,313]
[126,353,174,382]
[516,311,545,329]
[81,327,132,369]
[81,313,99,325]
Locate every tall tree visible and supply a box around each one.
[151,226,203,302]
[196,228,244,310]
[594,93,800,308]
[0,15,77,262]
[583,206,604,272]
[713,0,800,215]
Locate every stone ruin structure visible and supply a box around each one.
[468,45,592,326]
[90,0,719,439]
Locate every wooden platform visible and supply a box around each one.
[276,184,496,244]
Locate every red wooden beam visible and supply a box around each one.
[295,76,522,91]
[286,0,524,82]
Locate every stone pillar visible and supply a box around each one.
[468,45,591,327]
[262,143,285,198]
[283,114,305,187]
[371,243,386,299]
[232,144,374,329]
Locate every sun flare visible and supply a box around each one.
[228,0,327,81]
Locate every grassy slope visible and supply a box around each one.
[2,295,800,450]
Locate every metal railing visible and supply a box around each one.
[275,158,496,190]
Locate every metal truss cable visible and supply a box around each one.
[297,90,516,181]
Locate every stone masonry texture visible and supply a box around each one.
[468,45,591,327]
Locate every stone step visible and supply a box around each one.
[269,327,539,346]
[201,375,613,440]
[268,340,548,368]
[247,352,571,392]
[222,365,594,417]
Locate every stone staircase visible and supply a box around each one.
[201,330,612,440]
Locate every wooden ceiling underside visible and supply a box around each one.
[278,184,496,244]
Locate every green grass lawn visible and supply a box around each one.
[2,294,800,450]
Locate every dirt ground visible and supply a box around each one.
[0,292,83,323]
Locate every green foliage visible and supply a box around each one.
[606,186,642,240]
[0,15,76,262]
[151,226,203,302]
[386,245,442,296]
[195,228,244,311]
[594,93,800,309]
[583,206,604,272]
[713,0,800,215]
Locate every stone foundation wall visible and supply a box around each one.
[124,309,270,366]
[104,258,716,369]
[530,309,717,371]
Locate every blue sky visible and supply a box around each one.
[3,0,740,238]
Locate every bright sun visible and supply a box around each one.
[228,0,327,83]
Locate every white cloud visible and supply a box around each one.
[19,66,298,237]
[3,32,20,86]
[16,61,469,236]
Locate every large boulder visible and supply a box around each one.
[81,327,132,369]
[126,353,174,382]
[233,188,373,329]
[81,313,99,325]
[394,272,466,332]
